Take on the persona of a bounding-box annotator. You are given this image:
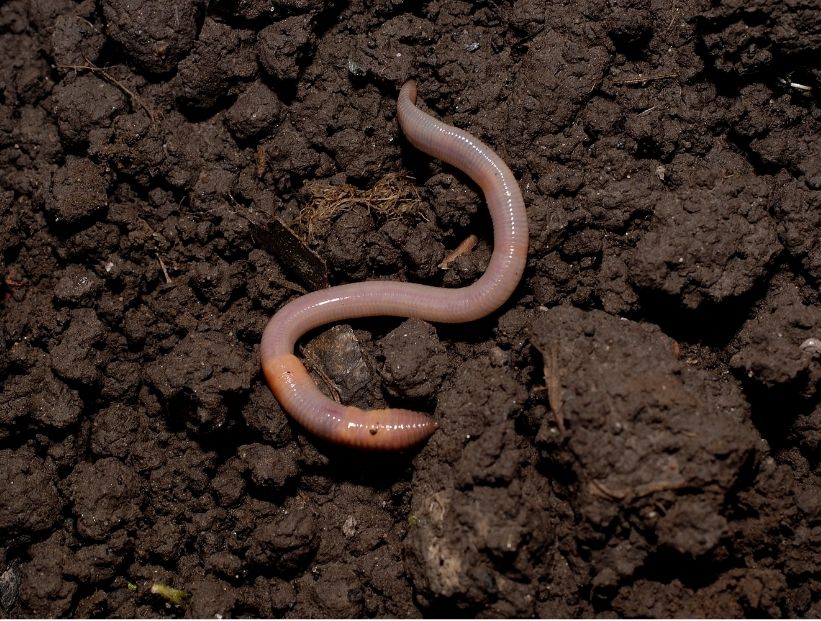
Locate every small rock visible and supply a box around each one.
[0,563,22,611]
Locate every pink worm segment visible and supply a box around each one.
[260,80,528,450]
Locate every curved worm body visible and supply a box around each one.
[260,80,528,450]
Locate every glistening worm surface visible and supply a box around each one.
[260,80,528,450]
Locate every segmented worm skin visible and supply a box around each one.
[260,80,528,450]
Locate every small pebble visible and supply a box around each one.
[346,57,366,77]
[342,516,357,538]
[0,563,22,611]
[799,337,821,356]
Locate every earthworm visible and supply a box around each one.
[260,80,528,450]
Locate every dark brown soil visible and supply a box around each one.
[1,0,819,617]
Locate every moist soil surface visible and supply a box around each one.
[1,0,820,617]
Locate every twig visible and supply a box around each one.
[157,256,172,284]
[299,346,342,403]
[615,72,679,86]
[438,234,478,269]
[255,145,267,178]
[56,58,156,122]
[269,275,307,295]
[589,478,688,502]
[543,344,564,432]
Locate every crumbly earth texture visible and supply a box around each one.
[0,0,819,617]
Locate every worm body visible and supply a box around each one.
[260,80,528,450]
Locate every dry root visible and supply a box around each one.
[297,172,422,241]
